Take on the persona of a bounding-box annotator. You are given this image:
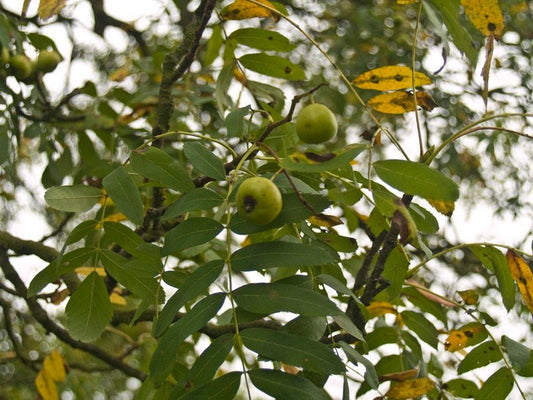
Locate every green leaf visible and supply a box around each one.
[64,220,99,246]
[409,203,439,233]
[383,246,410,301]
[103,221,160,262]
[401,310,439,349]
[443,378,479,397]
[163,188,224,220]
[283,316,327,341]
[502,335,531,373]
[180,334,234,390]
[233,283,342,317]
[163,217,223,256]
[240,328,345,375]
[130,147,194,192]
[204,24,223,66]
[239,53,306,81]
[215,63,234,116]
[339,341,379,389]
[373,160,459,202]
[403,287,448,324]
[44,185,102,212]
[180,371,241,400]
[153,259,224,337]
[225,106,251,137]
[281,145,367,173]
[248,369,331,400]
[475,367,514,400]
[184,142,226,181]
[100,250,160,301]
[458,340,502,374]
[231,241,338,271]
[366,326,399,350]
[332,313,365,342]
[229,193,331,234]
[28,247,97,297]
[229,28,295,52]
[149,293,226,386]
[65,271,113,342]
[102,166,144,225]
[469,245,516,310]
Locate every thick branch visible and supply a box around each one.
[0,230,58,262]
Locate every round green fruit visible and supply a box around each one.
[36,50,61,73]
[9,54,33,79]
[236,177,282,225]
[0,47,10,67]
[295,103,338,144]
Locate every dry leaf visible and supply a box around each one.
[352,66,432,91]
[221,0,278,21]
[506,250,533,314]
[386,378,435,399]
[38,0,66,20]
[407,279,457,307]
[460,0,504,38]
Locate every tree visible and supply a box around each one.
[1,0,532,398]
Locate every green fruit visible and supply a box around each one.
[295,103,338,144]
[236,177,282,225]
[0,47,10,67]
[9,54,33,79]
[36,50,61,73]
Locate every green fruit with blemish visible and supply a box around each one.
[295,103,338,144]
[36,50,62,73]
[236,177,282,225]
[9,54,33,79]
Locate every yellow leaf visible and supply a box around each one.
[75,267,107,277]
[386,378,435,399]
[397,0,419,4]
[427,199,455,217]
[460,0,504,38]
[35,370,58,400]
[43,350,67,382]
[367,301,397,318]
[444,323,484,351]
[307,213,343,229]
[221,0,278,21]
[104,213,127,223]
[506,250,533,314]
[110,292,127,305]
[368,91,437,114]
[38,0,66,20]
[352,66,432,91]
[110,66,130,82]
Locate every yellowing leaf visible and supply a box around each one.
[43,350,67,382]
[307,213,343,228]
[110,292,127,305]
[506,250,533,314]
[427,199,455,217]
[21,0,32,18]
[221,0,278,21]
[110,66,130,82]
[386,378,435,399]
[445,324,484,351]
[38,0,66,20]
[368,91,437,114]
[379,368,419,382]
[461,0,504,38]
[458,289,479,305]
[397,0,419,4]
[35,370,58,400]
[75,267,107,277]
[367,301,397,318]
[352,66,432,91]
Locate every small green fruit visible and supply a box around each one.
[0,47,10,67]
[295,103,338,144]
[236,177,282,225]
[9,54,33,79]
[36,50,61,73]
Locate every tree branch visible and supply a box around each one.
[0,230,58,262]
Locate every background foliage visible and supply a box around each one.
[1,0,533,399]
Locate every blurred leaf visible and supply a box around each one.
[385,378,435,399]
[353,66,431,91]
[38,0,65,20]
[374,160,459,202]
[149,293,226,386]
[221,0,277,21]
[184,142,226,181]
[229,28,295,51]
[130,147,194,192]
[102,166,144,225]
[231,241,338,271]
[44,185,102,212]
[180,372,241,400]
[239,53,305,81]
[65,271,113,341]
[153,259,224,337]
[35,370,57,400]
[281,145,367,173]
[458,289,479,305]
[475,367,514,400]
[427,198,455,216]
[241,328,345,374]
[225,105,250,137]
[506,250,533,314]
[233,283,342,317]
[204,24,223,65]
[248,369,331,400]
[163,217,223,256]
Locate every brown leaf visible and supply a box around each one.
[38,0,66,20]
